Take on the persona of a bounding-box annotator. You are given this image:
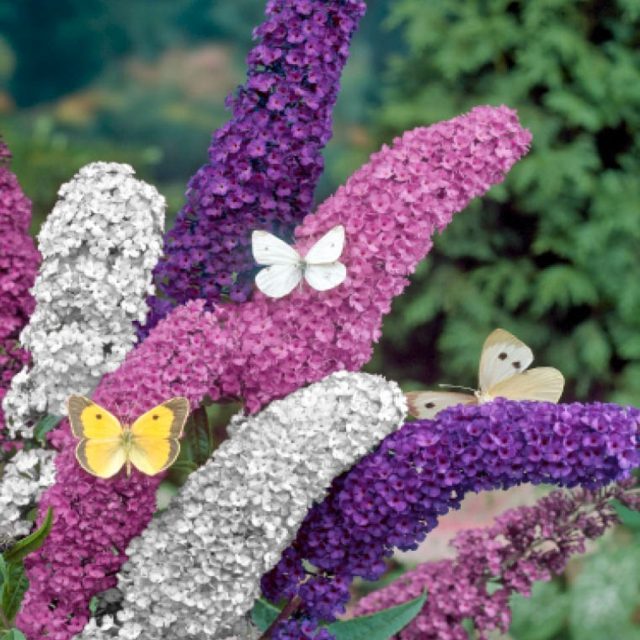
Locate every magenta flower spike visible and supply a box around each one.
[0,139,40,452]
[18,105,530,639]
[141,0,367,336]
[352,481,639,640]
[261,399,639,635]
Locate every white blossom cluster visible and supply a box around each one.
[0,448,56,539]
[2,163,165,438]
[79,371,407,640]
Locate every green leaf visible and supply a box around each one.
[33,414,63,445]
[251,593,427,639]
[461,618,476,639]
[326,593,428,640]
[508,581,569,640]
[0,558,28,627]
[251,598,281,631]
[1,629,27,640]
[3,508,54,564]
[612,500,640,532]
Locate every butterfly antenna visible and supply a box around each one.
[438,383,476,393]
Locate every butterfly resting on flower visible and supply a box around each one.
[68,395,190,478]
[252,224,347,298]
[406,328,565,418]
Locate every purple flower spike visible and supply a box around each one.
[0,139,40,452]
[352,481,639,640]
[262,399,639,624]
[140,0,367,337]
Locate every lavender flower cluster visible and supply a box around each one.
[0,448,56,538]
[2,163,165,438]
[79,372,406,640]
[354,480,640,640]
[262,399,639,634]
[142,0,366,334]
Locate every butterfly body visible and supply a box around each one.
[68,395,190,479]
[252,224,347,298]
[406,329,565,419]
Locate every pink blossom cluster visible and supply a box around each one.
[0,139,39,450]
[18,105,531,639]
[353,480,639,640]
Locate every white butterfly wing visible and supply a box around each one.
[487,367,565,403]
[304,225,345,264]
[405,391,477,419]
[304,263,347,292]
[478,328,534,393]
[252,230,300,266]
[255,264,302,298]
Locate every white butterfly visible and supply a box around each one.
[406,328,565,419]
[252,225,347,299]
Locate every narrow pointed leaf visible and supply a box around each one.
[326,593,428,640]
[3,508,53,564]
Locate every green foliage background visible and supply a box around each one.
[367,0,640,406]
[1,1,639,638]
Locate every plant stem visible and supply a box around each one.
[258,596,303,640]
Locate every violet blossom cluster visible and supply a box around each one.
[142,0,367,335]
[261,399,639,636]
[77,372,406,640]
[0,448,56,539]
[19,106,531,638]
[0,139,39,452]
[2,163,165,438]
[353,480,640,640]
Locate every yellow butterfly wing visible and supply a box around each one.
[487,367,565,403]
[68,395,126,478]
[406,391,477,419]
[76,439,127,479]
[128,397,190,476]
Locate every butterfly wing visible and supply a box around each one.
[252,230,300,266]
[76,440,127,479]
[405,391,477,419]
[487,367,565,403]
[304,263,347,292]
[67,395,122,439]
[68,395,126,478]
[255,264,303,298]
[304,225,345,264]
[129,397,190,475]
[478,328,534,393]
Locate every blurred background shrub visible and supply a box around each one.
[1,2,639,637]
[369,0,640,407]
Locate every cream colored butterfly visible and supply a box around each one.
[252,224,347,298]
[406,328,565,419]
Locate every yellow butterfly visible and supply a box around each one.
[406,328,565,419]
[68,395,190,479]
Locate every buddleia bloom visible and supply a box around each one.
[20,106,530,637]
[141,0,367,335]
[0,448,56,539]
[353,480,639,640]
[0,139,39,452]
[2,163,165,439]
[40,373,405,639]
[261,399,639,635]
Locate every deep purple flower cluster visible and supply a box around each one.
[141,0,366,336]
[0,139,39,450]
[262,399,639,627]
